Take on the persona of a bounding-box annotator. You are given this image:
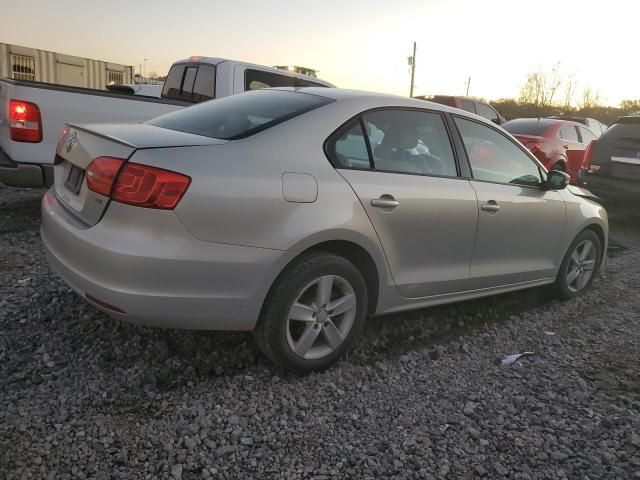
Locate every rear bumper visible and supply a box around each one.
[0,149,53,188]
[578,170,640,201]
[41,189,291,330]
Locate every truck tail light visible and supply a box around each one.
[9,100,42,143]
[112,163,190,209]
[86,158,190,209]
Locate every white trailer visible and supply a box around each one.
[0,43,133,89]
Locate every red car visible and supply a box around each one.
[502,118,598,182]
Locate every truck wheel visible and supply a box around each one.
[253,251,368,372]
[553,229,602,300]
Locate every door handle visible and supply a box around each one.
[371,195,399,209]
[480,201,500,213]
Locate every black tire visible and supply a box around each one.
[253,251,368,372]
[551,162,567,172]
[553,229,602,300]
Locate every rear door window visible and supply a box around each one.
[362,109,458,177]
[476,103,498,123]
[559,125,580,143]
[245,69,296,90]
[459,100,476,113]
[578,127,597,144]
[245,69,328,90]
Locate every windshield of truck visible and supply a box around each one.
[147,89,333,140]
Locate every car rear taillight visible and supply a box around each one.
[581,140,600,174]
[9,100,42,143]
[86,157,126,196]
[85,158,190,209]
[112,163,191,209]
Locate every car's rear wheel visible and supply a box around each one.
[553,229,602,300]
[253,251,368,372]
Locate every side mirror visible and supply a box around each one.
[546,170,570,190]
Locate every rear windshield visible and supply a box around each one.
[502,119,552,136]
[147,89,332,140]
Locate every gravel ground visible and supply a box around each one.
[1,186,639,480]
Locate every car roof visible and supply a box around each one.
[416,94,492,104]
[288,87,485,115]
[505,117,585,129]
[548,116,598,124]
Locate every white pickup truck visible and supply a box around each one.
[0,57,332,188]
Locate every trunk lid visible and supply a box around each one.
[54,123,226,226]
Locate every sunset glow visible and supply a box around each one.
[2,0,637,105]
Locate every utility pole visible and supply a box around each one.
[465,76,471,97]
[409,42,416,98]
[141,58,149,79]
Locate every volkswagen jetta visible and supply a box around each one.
[41,88,608,371]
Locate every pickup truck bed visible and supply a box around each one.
[0,78,188,188]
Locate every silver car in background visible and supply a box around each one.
[41,88,608,371]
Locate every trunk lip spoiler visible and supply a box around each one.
[64,123,228,150]
[65,123,137,148]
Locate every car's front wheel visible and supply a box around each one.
[253,251,368,372]
[554,229,602,300]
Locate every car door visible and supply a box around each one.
[453,116,566,289]
[327,109,479,298]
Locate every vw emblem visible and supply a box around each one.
[65,130,78,153]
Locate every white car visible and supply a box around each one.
[42,88,608,371]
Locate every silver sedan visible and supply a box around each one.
[41,88,608,371]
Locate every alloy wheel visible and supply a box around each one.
[566,239,597,293]
[285,275,357,360]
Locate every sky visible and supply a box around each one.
[2,0,638,106]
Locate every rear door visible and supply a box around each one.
[453,116,566,288]
[328,108,479,298]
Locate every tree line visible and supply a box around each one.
[482,64,639,125]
